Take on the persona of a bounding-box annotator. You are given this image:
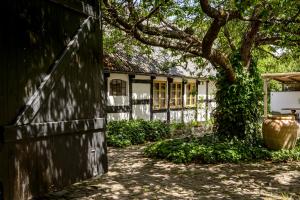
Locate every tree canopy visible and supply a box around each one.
[102,0,300,81]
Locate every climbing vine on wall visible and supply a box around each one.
[214,52,263,144]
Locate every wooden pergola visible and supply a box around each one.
[261,72,300,117]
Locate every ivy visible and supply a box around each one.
[213,52,263,143]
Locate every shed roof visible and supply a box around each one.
[261,72,300,83]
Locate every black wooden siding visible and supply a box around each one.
[0,0,107,199]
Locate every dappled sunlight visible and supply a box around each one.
[42,145,300,199]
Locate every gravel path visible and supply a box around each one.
[42,145,300,200]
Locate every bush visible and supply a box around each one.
[144,136,300,164]
[106,119,171,147]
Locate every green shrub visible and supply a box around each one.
[148,120,170,141]
[106,119,171,147]
[144,136,300,164]
[170,122,186,131]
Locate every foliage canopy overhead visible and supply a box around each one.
[102,0,300,81]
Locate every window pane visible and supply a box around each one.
[177,83,181,90]
[170,98,175,106]
[160,99,166,108]
[178,99,182,106]
[161,90,165,98]
[110,79,127,96]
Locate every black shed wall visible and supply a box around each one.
[0,0,107,199]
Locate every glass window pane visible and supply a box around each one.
[170,98,175,106]
[160,99,166,108]
[177,83,181,90]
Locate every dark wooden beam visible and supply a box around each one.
[132,99,151,105]
[150,76,155,120]
[195,80,199,121]
[128,75,135,120]
[3,118,105,142]
[167,78,172,123]
[106,105,130,113]
[181,79,186,123]
[153,109,168,113]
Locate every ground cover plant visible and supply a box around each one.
[106,119,171,147]
[144,135,300,164]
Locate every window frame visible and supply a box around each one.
[186,82,196,107]
[153,81,167,110]
[110,79,127,96]
[170,82,182,108]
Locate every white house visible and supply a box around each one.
[103,51,216,123]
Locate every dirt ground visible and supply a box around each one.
[41,145,300,200]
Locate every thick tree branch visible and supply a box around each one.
[202,19,224,57]
[240,8,261,68]
[255,36,282,46]
[132,29,202,56]
[224,26,236,51]
[199,0,241,20]
[257,47,280,59]
[199,0,220,18]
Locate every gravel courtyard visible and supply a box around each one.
[42,145,300,200]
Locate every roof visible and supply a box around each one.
[103,51,215,79]
[261,72,300,83]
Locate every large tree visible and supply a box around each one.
[102,0,300,141]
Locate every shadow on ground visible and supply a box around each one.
[40,145,300,200]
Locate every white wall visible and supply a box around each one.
[153,112,167,121]
[107,73,129,106]
[135,75,150,80]
[132,83,150,99]
[184,109,196,123]
[107,112,130,122]
[155,76,167,81]
[271,91,300,114]
[198,81,206,99]
[208,81,216,99]
[173,77,182,83]
[197,109,206,121]
[133,105,150,120]
[170,110,182,122]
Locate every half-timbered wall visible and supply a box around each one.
[106,73,216,123]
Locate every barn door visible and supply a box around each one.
[0,0,107,199]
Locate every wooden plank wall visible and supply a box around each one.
[0,0,107,199]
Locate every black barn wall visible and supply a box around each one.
[0,0,107,199]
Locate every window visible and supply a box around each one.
[153,81,167,109]
[170,82,182,108]
[110,79,127,96]
[186,83,196,106]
